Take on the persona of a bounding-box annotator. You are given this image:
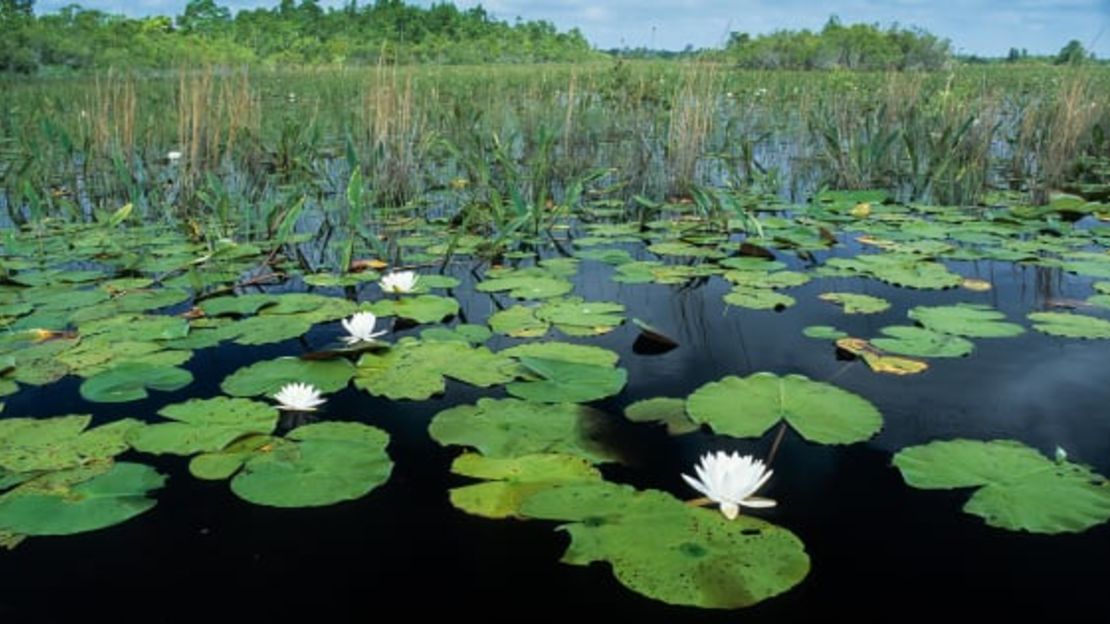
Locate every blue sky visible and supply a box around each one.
[36,0,1110,56]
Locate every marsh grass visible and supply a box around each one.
[1,62,1108,232]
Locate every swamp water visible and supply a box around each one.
[0,195,1109,621]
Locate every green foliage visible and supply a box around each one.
[723,17,950,70]
[10,1,599,72]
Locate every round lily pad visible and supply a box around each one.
[429,398,618,463]
[686,373,882,444]
[0,462,165,536]
[221,357,354,397]
[894,439,1110,534]
[229,422,393,508]
[908,304,1024,338]
[518,481,810,609]
[448,453,602,519]
[1027,312,1110,339]
[870,326,974,358]
[128,397,279,456]
[79,363,194,403]
[507,357,628,403]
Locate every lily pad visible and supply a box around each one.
[0,462,164,536]
[518,481,810,609]
[489,306,550,338]
[507,357,628,403]
[908,304,1024,338]
[1027,312,1110,339]
[802,326,848,340]
[367,295,459,324]
[79,363,193,403]
[429,398,618,463]
[623,397,699,435]
[818,292,890,314]
[227,422,393,508]
[127,397,279,456]
[477,273,574,299]
[870,326,974,358]
[354,338,517,400]
[500,342,619,368]
[0,416,142,472]
[893,439,1110,534]
[723,287,795,311]
[686,373,882,444]
[221,357,354,397]
[448,453,602,519]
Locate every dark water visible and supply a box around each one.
[1,241,1109,622]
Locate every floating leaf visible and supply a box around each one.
[500,342,619,368]
[723,287,795,311]
[908,304,1024,338]
[0,462,164,536]
[1027,312,1110,339]
[448,453,602,519]
[507,357,627,403]
[0,416,141,472]
[518,482,810,609]
[870,326,974,358]
[429,398,617,463]
[489,306,550,338]
[354,338,517,400]
[127,397,278,456]
[227,422,393,508]
[367,294,459,324]
[802,325,848,340]
[818,292,890,314]
[221,357,354,397]
[79,363,193,403]
[477,273,573,299]
[632,318,679,348]
[535,297,625,336]
[686,373,881,444]
[623,397,699,435]
[893,439,1110,534]
[835,338,929,375]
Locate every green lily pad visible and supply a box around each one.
[367,294,459,324]
[818,292,891,314]
[507,357,627,403]
[0,462,164,536]
[448,453,602,519]
[535,297,625,336]
[221,357,354,397]
[686,373,882,444]
[127,397,279,456]
[420,324,492,345]
[893,439,1110,534]
[623,397,699,435]
[429,398,618,463]
[870,326,975,358]
[1027,312,1110,339]
[908,304,1025,338]
[802,326,849,340]
[79,363,193,403]
[354,338,517,400]
[723,287,795,311]
[518,481,810,609]
[500,342,619,368]
[217,314,314,346]
[227,422,393,508]
[477,273,574,299]
[0,415,142,472]
[198,294,279,317]
[489,306,550,338]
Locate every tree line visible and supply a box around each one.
[0,0,598,73]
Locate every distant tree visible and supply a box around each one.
[177,0,231,36]
[1055,39,1088,65]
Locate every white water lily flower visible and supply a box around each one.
[166,150,182,163]
[380,270,419,294]
[682,451,776,520]
[341,311,387,345]
[273,382,326,412]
